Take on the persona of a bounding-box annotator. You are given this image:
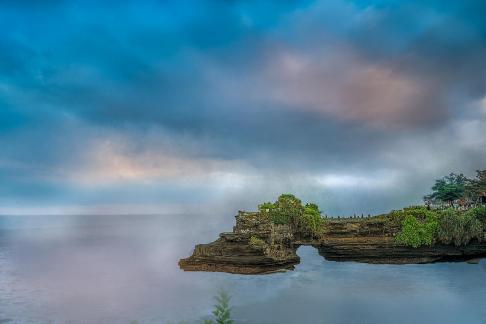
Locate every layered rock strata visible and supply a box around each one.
[179,212,486,274]
[179,212,299,274]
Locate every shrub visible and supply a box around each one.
[258,202,275,216]
[258,194,304,225]
[298,204,324,238]
[465,206,486,225]
[257,194,325,237]
[393,207,438,248]
[437,208,483,246]
[305,203,320,213]
[392,206,486,248]
[249,236,266,248]
[270,194,304,225]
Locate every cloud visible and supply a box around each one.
[61,132,253,186]
[223,46,442,128]
[0,0,485,214]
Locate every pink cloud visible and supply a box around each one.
[259,47,443,128]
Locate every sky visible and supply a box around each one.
[0,0,485,216]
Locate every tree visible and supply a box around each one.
[258,195,325,237]
[298,203,324,238]
[269,194,304,226]
[428,173,468,206]
[465,170,486,205]
[305,203,320,213]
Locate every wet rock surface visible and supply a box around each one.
[179,212,486,274]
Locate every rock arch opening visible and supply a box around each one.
[295,245,324,270]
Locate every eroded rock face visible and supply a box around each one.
[317,218,486,264]
[179,212,486,274]
[178,212,300,274]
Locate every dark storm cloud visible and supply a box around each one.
[0,0,485,214]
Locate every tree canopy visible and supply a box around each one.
[424,170,485,207]
[258,194,324,238]
[426,173,467,206]
[465,170,486,203]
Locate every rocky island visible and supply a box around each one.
[180,172,486,274]
[179,209,486,274]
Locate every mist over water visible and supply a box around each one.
[1,214,486,324]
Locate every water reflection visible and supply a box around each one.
[0,215,485,323]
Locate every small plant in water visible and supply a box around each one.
[204,289,233,324]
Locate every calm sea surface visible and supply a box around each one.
[1,214,486,324]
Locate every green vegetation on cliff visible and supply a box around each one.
[249,235,266,248]
[255,191,485,247]
[391,207,439,248]
[258,194,325,238]
[391,169,486,248]
[251,169,486,248]
[300,203,323,237]
[436,208,483,246]
[259,194,304,226]
[391,206,486,248]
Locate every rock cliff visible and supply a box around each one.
[179,212,299,274]
[179,211,486,274]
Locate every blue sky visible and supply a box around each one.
[1,0,485,215]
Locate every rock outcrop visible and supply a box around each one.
[316,218,486,264]
[179,211,486,274]
[179,212,299,274]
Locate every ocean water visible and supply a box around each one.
[1,214,486,324]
